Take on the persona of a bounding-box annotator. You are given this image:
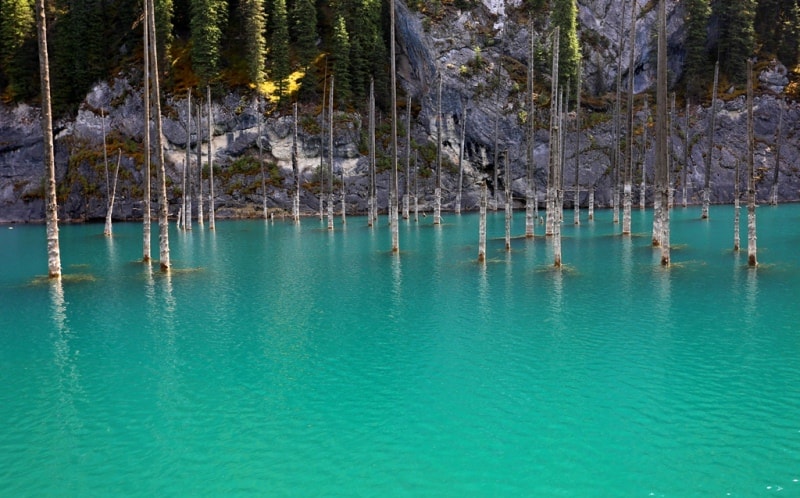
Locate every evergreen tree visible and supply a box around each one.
[190,0,227,85]
[713,0,756,83]
[684,0,711,99]
[240,0,266,83]
[290,0,317,68]
[155,0,174,73]
[552,0,580,92]
[777,0,800,66]
[269,0,291,96]
[331,15,351,103]
[0,0,38,100]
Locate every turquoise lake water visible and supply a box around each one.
[1,205,799,496]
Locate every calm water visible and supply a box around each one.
[1,205,800,497]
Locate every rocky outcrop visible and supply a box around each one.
[1,0,799,224]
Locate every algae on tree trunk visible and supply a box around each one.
[702,61,719,220]
[35,0,60,277]
[746,59,757,267]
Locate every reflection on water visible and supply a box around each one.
[49,279,84,446]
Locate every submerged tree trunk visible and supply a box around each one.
[292,102,300,223]
[622,0,636,235]
[746,59,757,267]
[196,95,204,226]
[526,29,536,236]
[682,98,689,208]
[455,100,466,215]
[389,0,399,252]
[105,150,121,236]
[327,76,334,231]
[142,0,152,262]
[185,90,193,230]
[574,62,582,226]
[368,80,376,226]
[546,28,559,238]
[640,97,649,209]
[505,152,512,251]
[655,0,670,265]
[206,85,215,230]
[478,180,487,262]
[403,99,411,220]
[148,0,170,270]
[771,99,783,206]
[734,160,740,252]
[35,0,60,277]
[434,74,442,225]
[702,61,719,220]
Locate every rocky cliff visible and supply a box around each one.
[1,0,798,224]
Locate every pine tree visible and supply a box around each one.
[269,0,290,98]
[331,15,351,104]
[0,0,38,100]
[155,0,174,72]
[713,0,756,83]
[290,0,317,69]
[551,0,580,94]
[240,0,265,84]
[190,0,227,85]
[684,0,711,99]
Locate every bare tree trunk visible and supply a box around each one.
[368,80,376,226]
[771,99,783,206]
[185,90,193,229]
[403,99,411,219]
[293,102,300,223]
[702,61,719,219]
[101,107,113,236]
[196,95,204,226]
[434,74,442,225]
[613,1,625,225]
[546,28,559,238]
[505,152,512,251]
[640,97,648,209]
[105,150,121,236]
[414,151,419,222]
[622,0,636,235]
[668,92,676,209]
[390,0,400,251]
[328,76,334,231]
[746,59,757,267]
[147,0,170,269]
[142,0,152,262]
[588,188,594,220]
[655,0,670,265]
[36,0,61,278]
[320,64,328,222]
[478,180,487,262]
[257,97,267,220]
[682,98,689,208]
[734,159,740,252]
[206,85,215,230]
[574,62,582,225]
[526,26,536,236]
[455,99,466,215]
[493,116,500,213]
